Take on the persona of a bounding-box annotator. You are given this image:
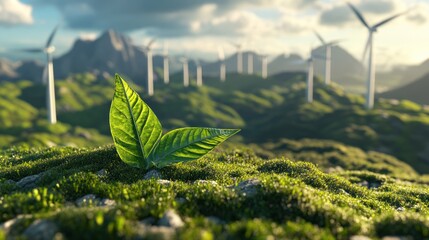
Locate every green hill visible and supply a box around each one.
[1,145,429,239]
[3,72,429,173]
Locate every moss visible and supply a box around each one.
[2,145,429,239]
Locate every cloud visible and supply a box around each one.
[319,5,352,26]
[319,0,405,26]
[0,0,33,26]
[406,3,429,25]
[33,0,314,36]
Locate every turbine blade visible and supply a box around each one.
[45,25,59,48]
[372,12,406,29]
[347,3,371,29]
[362,34,371,63]
[147,39,156,49]
[18,48,43,53]
[313,31,326,45]
[218,47,225,60]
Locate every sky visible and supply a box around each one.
[0,0,428,69]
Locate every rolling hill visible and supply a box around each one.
[379,72,429,105]
[4,71,429,173]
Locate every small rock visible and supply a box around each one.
[396,207,405,212]
[96,169,108,177]
[194,180,218,186]
[4,179,16,185]
[0,215,32,234]
[235,179,261,197]
[78,131,92,140]
[358,181,369,188]
[158,210,184,228]
[75,194,98,207]
[382,237,412,240]
[339,189,350,196]
[135,224,175,240]
[350,236,371,240]
[17,174,42,189]
[144,170,162,180]
[157,179,171,186]
[23,220,61,240]
[99,198,116,207]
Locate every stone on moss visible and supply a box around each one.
[144,170,162,180]
[158,210,184,228]
[23,220,61,240]
[17,174,42,189]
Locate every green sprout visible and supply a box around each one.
[109,74,240,169]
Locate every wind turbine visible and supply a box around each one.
[232,42,243,73]
[196,60,203,87]
[313,31,339,85]
[218,47,226,82]
[143,39,156,96]
[163,42,169,84]
[20,25,59,124]
[348,3,408,110]
[261,54,268,79]
[306,49,314,103]
[180,57,189,87]
[248,51,253,74]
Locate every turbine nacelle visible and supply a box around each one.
[45,46,56,54]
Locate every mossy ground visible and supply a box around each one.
[1,145,429,239]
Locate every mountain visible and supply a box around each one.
[379,72,429,105]
[0,59,18,80]
[378,58,429,92]
[53,30,149,82]
[268,53,306,73]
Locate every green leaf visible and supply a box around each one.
[149,127,240,167]
[109,74,162,168]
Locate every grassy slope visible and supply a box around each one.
[3,72,429,173]
[1,145,429,239]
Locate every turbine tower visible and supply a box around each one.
[196,60,203,87]
[143,39,156,96]
[348,3,408,110]
[163,42,169,84]
[218,47,226,82]
[232,43,243,73]
[306,49,314,103]
[314,31,339,85]
[248,51,253,74]
[261,55,268,79]
[20,26,59,124]
[181,57,189,87]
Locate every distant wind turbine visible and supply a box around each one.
[20,25,59,124]
[232,43,243,73]
[261,54,268,79]
[181,57,189,87]
[143,39,156,96]
[306,49,314,103]
[163,42,169,84]
[248,51,253,74]
[196,60,203,87]
[348,3,409,109]
[314,31,339,85]
[218,47,226,82]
